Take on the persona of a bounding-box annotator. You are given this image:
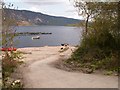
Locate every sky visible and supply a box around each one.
[3,0,84,20]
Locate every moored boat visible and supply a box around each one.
[32,36,40,39]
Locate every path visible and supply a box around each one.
[18,46,118,88]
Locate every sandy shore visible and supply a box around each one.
[16,46,118,88]
[17,46,74,62]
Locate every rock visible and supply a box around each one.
[114,73,118,76]
[82,68,94,74]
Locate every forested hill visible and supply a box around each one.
[5,9,81,26]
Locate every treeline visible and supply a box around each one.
[67,21,85,27]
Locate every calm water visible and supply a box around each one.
[14,26,82,48]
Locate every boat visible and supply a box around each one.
[32,36,40,39]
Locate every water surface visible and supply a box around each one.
[14,26,82,48]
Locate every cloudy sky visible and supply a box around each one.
[4,0,83,20]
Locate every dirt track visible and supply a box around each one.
[18,46,118,88]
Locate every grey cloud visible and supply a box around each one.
[25,2,64,6]
[22,0,65,6]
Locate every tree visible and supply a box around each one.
[67,1,119,71]
[89,2,118,49]
[1,2,24,89]
[74,0,99,35]
[2,2,18,59]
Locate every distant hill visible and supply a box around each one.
[4,9,82,26]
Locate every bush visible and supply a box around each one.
[67,46,119,72]
[66,18,119,72]
[70,10,119,72]
[2,58,18,78]
[2,51,24,89]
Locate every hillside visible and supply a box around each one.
[5,9,81,26]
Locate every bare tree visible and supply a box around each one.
[2,2,18,59]
[73,0,98,35]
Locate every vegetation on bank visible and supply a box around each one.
[2,51,24,89]
[2,3,24,89]
[63,2,119,74]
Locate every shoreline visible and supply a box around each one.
[17,45,75,51]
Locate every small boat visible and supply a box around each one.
[32,36,40,39]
